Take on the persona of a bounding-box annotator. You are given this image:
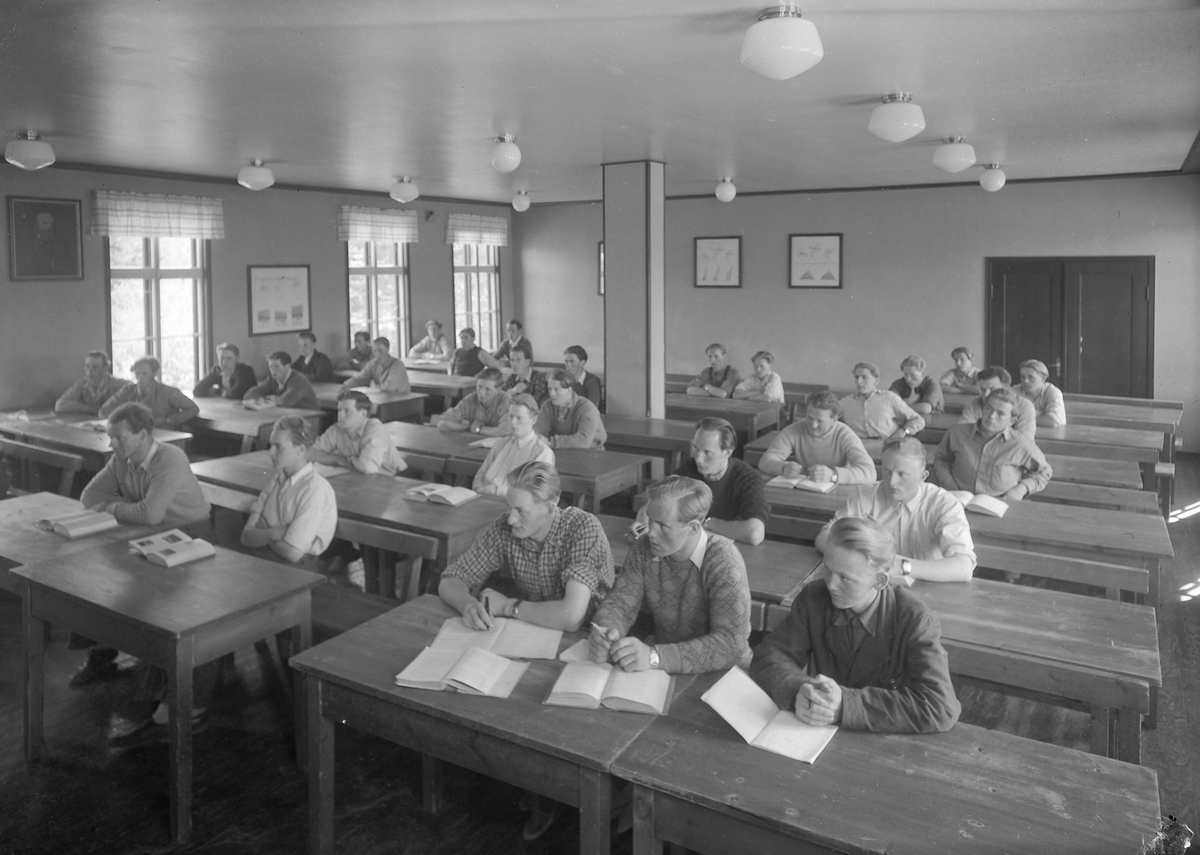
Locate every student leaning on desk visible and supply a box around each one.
[193,342,256,400]
[98,355,199,428]
[838,361,925,441]
[686,342,739,399]
[436,367,513,436]
[757,391,877,485]
[54,349,131,415]
[730,350,785,403]
[309,390,407,475]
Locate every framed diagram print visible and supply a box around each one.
[694,236,741,288]
[789,233,842,289]
[247,265,311,335]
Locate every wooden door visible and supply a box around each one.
[985,259,1065,384]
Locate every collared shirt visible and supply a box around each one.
[55,374,131,415]
[444,390,513,432]
[80,440,211,526]
[443,505,614,613]
[248,462,337,557]
[312,417,406,475]
[293,350,334,382]
[689,365,740,395]
[932,421,1052,497]
[98,380,200,428]
[824,482,976,567]
[569,370,603,408]
[1017,382,1067,426]
[501,368,550,407]
[757,421,877,484]
[733,371,785,403]
[244,369,319,409]
[535,392,607,448]
[831,590,883,653]
[472,430,555,496]
[959,395,1037,441]
[409,334,452,359]
[939,366,979,390]
[838,389,925,439]
[344,356,409,393]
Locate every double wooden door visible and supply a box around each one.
[986,257,1154,397]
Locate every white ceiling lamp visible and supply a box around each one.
[390,176,419,203]
[740,6,824,81]
[867,93,926,143]
[715,177,737,203]
[512,191,531,212]
[237,159,275,191]
[979,163,1007,192]
[5,129,56,170]
[490,134,522,173]
[931,136,977,174]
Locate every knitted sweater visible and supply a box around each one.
[757,421,877,484]
[80,442,211,526]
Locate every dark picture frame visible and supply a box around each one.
[247,264,312,336]
[789,233,842,289]
[7,196,84,280]
[694,236,741,288]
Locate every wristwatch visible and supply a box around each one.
[648,646,661,670]
[511,600,522,620]
[830,471,839,484]
[900,559,913,577]
[472,424,481,434]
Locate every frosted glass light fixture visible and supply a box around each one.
[868,93,926,143]
[740,6,823,81]
[932,137,976,174]
[512,192,531,212]
[490,135,522,173]
[237,159,275,190]
[979,164,1006,192]
[5,130,56,170]
[390,177,419,203]
[715,178,737,203]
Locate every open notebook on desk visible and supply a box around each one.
[702,667,837,764]
[432,616,562,660]
[546,661,674,715]
[395,646,527,697]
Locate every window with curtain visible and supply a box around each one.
[94,191,221,390]
[339,206,417,355]
[445,213,507,352]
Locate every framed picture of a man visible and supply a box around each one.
[8,196,84,280]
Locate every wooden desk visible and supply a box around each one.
[613,674,1160,855]
[188,398,323,453]
[0,415,191,472]
[1065,391,1183,410]
[664,394,778,444]
[602,414,696,475]
[291,595,673,855]
[406,371,477,410]
[309,382,426,424]
[402,356,452,374]
[919,412,1164,465]
[15,542,323,845]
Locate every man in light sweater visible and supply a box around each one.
[55,349,131,415]
[342,336,410,393]
[98,355,199,428]
[534,369,607,448]
[757,391,877,485]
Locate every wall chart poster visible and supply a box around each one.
[694,236,741,288]
[248,265,311,335]
[789,233,842,289]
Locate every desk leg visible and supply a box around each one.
[1089,706,1112,758]
[22,587,45,763]
[168,637,195,845]
[308,676,335,855]
[632,784,662,855]
[578,768,612,855]
[292,594,313,771]
[422,754,446,814]
[361,547,380,595]
[1115,710,1142,765]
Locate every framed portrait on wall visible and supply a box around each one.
[247,265,311,335]
[789,233,842,289]
[695,236,741,288]
[7,196,84,280]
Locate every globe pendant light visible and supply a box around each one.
[390,177,419,203]
[5,130,56,170]
[932,137,976,174]
[740,6,824,81]
[490,135,522,173]
[867,93,926,143]
[715,178,737,203]
[512,192,531,212]
[237,159,275,190]
[979,164,1006,192]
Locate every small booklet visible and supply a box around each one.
[36,509,119,539]
[394,646,528,697]
[432,617,563,660]
[241,399,276,411]
[311,463,350,478]
[467,437,501,449]
[545,660,674,714]
[765,474,836,493]
[701,667,838,764]
[405,483,479,506]
[946,491,1009,518]
[128,529,216,567]
[74,419,109,432]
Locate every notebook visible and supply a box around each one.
[404,483,479,506]
[35,509,119,539]
[128,529,216,566]
[766,475,836,493]
[545,660,673,714]
[946,491,1009,517]
[394,646,528,697]
[431,616,563,660]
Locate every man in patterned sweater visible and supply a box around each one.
[590,475,751,674]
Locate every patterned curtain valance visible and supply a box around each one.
[90,190,225,239]
[337,205,419,243]
[444,213,508,247]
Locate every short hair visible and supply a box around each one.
[853,361,880,379]
[564,345,588,363]
[509,393,540,417]
[1020,359,1050,379]
[85,350,112,369]
[951,346,973,360]
[353,330,372,343]
[476,367,504,384]
[268,351,292,366]
[507,319,524,331]
[694,417,736,452]
[751,350,774,365]
[984,386,1021,409]
[646,475,713,525]
[425,319,442,331]
[977,365,1012,386]
[297,331,316,343]
[216,342,240,358]
[705,343,727,357]
[826,517,896,571]
[511,343,532,361]
[272,415,317,448]
[132,356,160,375]
[373,337,390,349]
[549,368,575,388]
[108,402,154,435]
[337,390,372,413]
[806,391,842,418]
[900,355,927,373]
[882,436,927,465]
[506,461,561,504]
[459,328,476,339]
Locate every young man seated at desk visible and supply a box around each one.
[535,370,607,449]
[500,343,549,407]
[563,345,602,408]
[1016,359,1067,427]
[492,318,533,365]
[98,355,199,428]
[437,367,513,436]
[293,330,334,382]
[839,361,925,441]
[55,349,131,415]
[888,355,944,414]
[757,391,877,485]
[632,417,768,545]
[337,330,374,371]
[932,386,1052,501]
[407,319,452,361]
[341,336,410,393]
[449,327,502,377]
[309,390,408,475]
[731,350,785,403]
[472,394,554,496]
[750,517,961,733]
[815,438,976,584]
[591,475,751,674]
[245,351,319,409]
[193,342,257,400]
[686,342,740,399]
[958,366,1037,440]
[939,346,980,395]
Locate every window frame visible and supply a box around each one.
[345,239,412,356]
[451,242,502,352]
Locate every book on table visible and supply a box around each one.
[765,474,836,493]
[545,660,674,714]
[311,462,350,478]
[394,646,528,697]
[946,490,1009,517]
[432,616,563,660]
[240,399,276,411]
[468,436,501,449]
[35,509,119,539]
[128,529,216,567]
[701,666,837,764]
[405,483,479,506]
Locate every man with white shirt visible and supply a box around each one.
[838,362,925,441]
[958,366,1037,441]
[408,319,452,360]
[98,356,199,427]
[342,336,410,393]
[309,390,407,475]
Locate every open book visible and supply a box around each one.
[765,474,836,494]
[701,667,838,764]
[36,509,118,539]
[395,646,528,697]
[946,491,1009,518]
[128,529,216,567]
[545,661,673,714]
[467,436,501,449]
[240,398,276,411]
[74,419,109,432]
[311,463,350,478]
[405,483,478,506]
[432,616,563,660]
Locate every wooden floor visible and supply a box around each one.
[2,459,1198,853]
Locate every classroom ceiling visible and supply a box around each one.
[2,0,1198,204]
